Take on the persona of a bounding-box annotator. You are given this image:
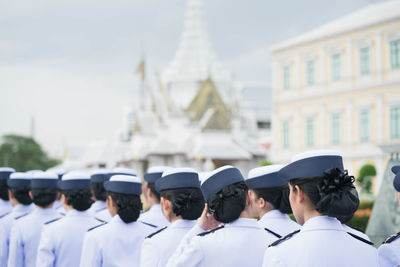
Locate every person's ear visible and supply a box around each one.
[259,197,266,209]
[146,188,152,199]
[29,191,33,199]
[294,185,305,203]
[61,194,66,205]
[160,197,170,212]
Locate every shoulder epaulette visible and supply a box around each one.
[146,226,167,239]
[0,211,10,219]
[94,217,107,223]
[382,231,400,244]
[348,225,365,233]
[141,221,157,228]
[88,222,106,232]
[268,229,300,247]
[198,225,224,237]
[264,228,282,238]
[14,213,28,220]
[44,217,62,225]
[347,232,374,246]
[95,207,107,212]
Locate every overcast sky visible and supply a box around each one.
[0,0,387,157]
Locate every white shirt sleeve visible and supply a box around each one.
[36,226,56,267]
[140,238,161,267]
[0,224,8,267]
[262,247,286,267]
[166,237,204,267]
[80,231,102,267]
[165,224,205,267]
[378,243,398,267]
[8,223,24,267]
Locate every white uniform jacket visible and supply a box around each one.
[166,218,277,267]
[36,209,100,267]
[258,210,300,239]
[141,219,196,267]
[8,207,61,267]
[138,204,170,228]
[0,199,12,218]
[80,215,155,267]
[87,201,111,223]
[262,216,379,267]
[378,232,400,267]
[0,203,34,266]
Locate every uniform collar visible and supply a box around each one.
[13,203,34,213]
[0,199,10,206]
[66,209,90,217]
[32,206,57,215]
[148,204,161,213]
[300,215,344,232]
[169,219,196,229]
[226,217,260,229]
[110,214,138,225]
[91,200,106,211]
[260,209,287,221]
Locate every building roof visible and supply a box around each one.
[271,1,400,52]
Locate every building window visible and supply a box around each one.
[359,47,370,75]
[283,66,290,90]
[391,39,400,69]
[332,53,341,81]
[390,106,400,139]
[283,120,290,148]
[306,60,315,85]
[331,113,341,145]
[306,118,314,147]
[359,110,370,142]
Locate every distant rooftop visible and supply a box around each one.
[271,1,400,52]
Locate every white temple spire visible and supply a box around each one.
[162,0,231,110]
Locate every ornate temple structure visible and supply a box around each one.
[76,0,269,176]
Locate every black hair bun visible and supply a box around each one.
[315,168,359,218]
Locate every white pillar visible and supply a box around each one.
[346,40,353,83]
[319,47,326,85]
[319,104,326,148]
[346,99,353,151]
[376,31,383,83]
[294,106,301,151]
[376,94,383,144]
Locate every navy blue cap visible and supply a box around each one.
[155,168,200,193]
[201,166,244,201]
[246,165,286,189]
[0,167,15,180]
[104,175,142,195]
[31,172,59,189]
[58,171,91,190]
[105,167,137,180]
[278,150,343,183]
[144,166,172,183]
[7,172,32,188]
[392,166,400,192]
[90,169,110,183]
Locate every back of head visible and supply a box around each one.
[160,187,204,220]
[281,150,359,218]
[108,192,142,223]
[252,186,292,214]
[208,181,248,223]
[0,167,15,201]
[59,171,93,211]
[8,171,32,205]
[90,169,110,201]
[31,188,58,207]
[92,182,107,201]
[63,190,93,211]
[104,173,142,223]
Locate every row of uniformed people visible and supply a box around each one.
[0,149,398,266]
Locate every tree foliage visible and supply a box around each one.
[357,163,377,194]
[0,134,60,171]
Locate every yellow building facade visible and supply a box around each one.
[271,1,400,192]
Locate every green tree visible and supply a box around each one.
[357,163,377,194]
[0,134,60,171]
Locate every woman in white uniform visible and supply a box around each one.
[378,165,400,266]
[262,150,379,267]
[141,167,204,267]
[246,165,300,238]
[80,173,155,267]
[166,165,276,267]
